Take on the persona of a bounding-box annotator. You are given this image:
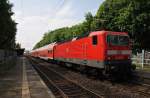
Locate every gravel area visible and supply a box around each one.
[38,59,150,98]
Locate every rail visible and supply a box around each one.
[28,57,102,98]
[28,56,150,98]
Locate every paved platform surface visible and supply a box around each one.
[0,57,55,98]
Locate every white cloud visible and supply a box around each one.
[49,0,81,30]
[55,1,74,18]
[13,0,83,50]
[50,18,81,30]
[14,13,51,50]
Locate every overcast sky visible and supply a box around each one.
[10,0,104,50]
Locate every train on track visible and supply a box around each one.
[30,30,135,79]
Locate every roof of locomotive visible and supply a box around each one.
[89,30,128,37]
[31,42,57,52]
[53,30,128,45]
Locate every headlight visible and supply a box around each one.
[107,50,131,55]
[107,50,118,55]
[122,50,132,55]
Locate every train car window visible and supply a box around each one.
[48,50,51,53]
[92,35,97,45]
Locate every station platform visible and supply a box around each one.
[0,57,55,98]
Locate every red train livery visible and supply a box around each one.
[31,42,56,59]
[31,30,133,77]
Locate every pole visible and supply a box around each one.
[141,49,144,69]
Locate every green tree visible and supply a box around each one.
[15,43,21,49]
[0,0,17,49]
[81,12,94,36]
[34,0,150,50]
[96,0,150,49]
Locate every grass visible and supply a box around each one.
[134,63,150,72]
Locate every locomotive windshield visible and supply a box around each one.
[107,35,129,46]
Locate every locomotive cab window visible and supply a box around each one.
[107,35,129,46]
[48,50,52,53]
[92,35,98,45]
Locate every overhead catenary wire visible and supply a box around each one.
[19,0,68,49]
[48,0,68,28]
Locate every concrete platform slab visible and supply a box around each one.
[0,57,55,98]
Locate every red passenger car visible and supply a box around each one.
[31,42,56,60]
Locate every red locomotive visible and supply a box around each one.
[31,30,134,79]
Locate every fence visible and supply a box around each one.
[132,50,150,70]
[0,50,17,71]
[0,50,17,62]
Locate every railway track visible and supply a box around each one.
[28,57,103,98]
[27,56,150,98]
[131,79,150,97]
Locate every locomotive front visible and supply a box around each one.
[104,32,134,79]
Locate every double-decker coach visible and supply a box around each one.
[31,42,56,60]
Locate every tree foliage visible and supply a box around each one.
[96,0,150,49]
[34,0,150,50]
[33,13,93,49]
[15,43,21,49]
[0,0,17,49]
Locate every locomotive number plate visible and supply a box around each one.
[115,56,124,60]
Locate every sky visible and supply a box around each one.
[10,0,104,50]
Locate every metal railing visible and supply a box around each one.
[132,50,150,69]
